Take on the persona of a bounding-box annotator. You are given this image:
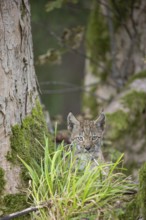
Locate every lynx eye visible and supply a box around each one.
[92,136,98,141]
[77,136,83,141]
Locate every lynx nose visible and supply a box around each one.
[85,146,91,151]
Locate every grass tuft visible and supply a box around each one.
[19,137,136,220]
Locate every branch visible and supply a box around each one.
[40,81,108,100]
[48,28,98,64]
[47,27,110,74]
[40,81,78,87]
[0,202,51,220]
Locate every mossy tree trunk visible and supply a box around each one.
[83,1,146,218]
[84,0,146,112]
[83,0,146,175]
[0,0,38,195]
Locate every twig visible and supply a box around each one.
[47,28,109,73]
[0,202,50,220]
[40,81,78,87]
[123,189,138,195]
[41,84,107,101]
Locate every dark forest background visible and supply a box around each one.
[31,0,87,120]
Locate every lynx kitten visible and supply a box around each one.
[67,112,105,169]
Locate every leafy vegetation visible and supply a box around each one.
[20,137,136,220]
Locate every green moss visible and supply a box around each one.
[0,193,29,220]
[106,90,146,179]
[118,163,146,220]
[106,90,146,141]
[86,0,109,75]
[0,167,5,194]
[10,101,47,163]
[8,101,53,182]
[119,197,139,220]
[139,162,146,219]
[106,110,129,139]
[128,71,146,84]
[0,101,53,218]
[122,90,146,113]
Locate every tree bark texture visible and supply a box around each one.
[85,0,146,87]
[84,0,146,178]
[0,0,38,193]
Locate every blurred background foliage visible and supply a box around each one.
[30,0,89,124]
[30,0,146,178]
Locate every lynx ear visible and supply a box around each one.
[67,112,79,131]
[94,112,105,131]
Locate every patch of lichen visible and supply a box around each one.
[139,162,146,219]
[0,167,5,194]
[0,193,29,220]
[106,110,129,140]
[8,101,53,181]
[86,0,109,75]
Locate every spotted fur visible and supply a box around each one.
[67,112,105,165]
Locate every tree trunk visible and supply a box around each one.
[0,0,38,194]
[83,0,146,177]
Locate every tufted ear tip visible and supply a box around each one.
[67,112,74,124]
[67,112,79,131]
[67,112,73,118]
[94,112,105,131]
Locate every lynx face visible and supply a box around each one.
[67,112,105,160]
